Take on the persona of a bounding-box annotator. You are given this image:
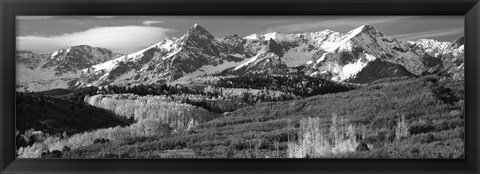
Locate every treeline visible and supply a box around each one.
[75,83,299,113]
[179,87,298,113]
[74,83,202,98]
[74,74,356,100]
[214,74,356,97]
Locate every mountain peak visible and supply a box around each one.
[186,23,214,40]
[351,25,377,34]
[189,23,207,33]
[70,45,92,48]
[345,25,384,39]
[360,24,375,30]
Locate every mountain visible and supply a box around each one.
[225,25,454,83]
[72,24,464,88]
[16,51,48,69]
[73,24,257,87]
[303,25,446,83]
[44,45,123,76]
[17,24,464,91]
[16,45,122,92]
[438,37,464,80]
[407,37,464,80]
[74,25,364,87]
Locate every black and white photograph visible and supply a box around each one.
[15,16,465,159]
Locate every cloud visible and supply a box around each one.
[142,20,164,26]
[391,28,464,41]
[17,26,176,54]
[16,16,54,20]
[262,16,412,33]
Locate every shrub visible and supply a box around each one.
[41,150,62,158]
[230,139,248,150]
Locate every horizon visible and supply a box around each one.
[16,16,464,54]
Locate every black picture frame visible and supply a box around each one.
[1,0,479,173]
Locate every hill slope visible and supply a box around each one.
[60,76,464,158]
[16,92,133,135]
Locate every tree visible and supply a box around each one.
[395,115,410,140]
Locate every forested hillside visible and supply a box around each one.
[17,75,463,158]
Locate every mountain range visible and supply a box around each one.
[16,24,464,92]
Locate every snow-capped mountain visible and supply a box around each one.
[438,37,464,79]
[17,24,464,91]
[409,37,464,57]
[227,25,454,83]
[240,30,343,68]
[408,39,451,57]
[73,24,253,87]
[73,24,465,88]
[16,51,48,70]
[74,25,338,87]
[16,45,122,91]
[404,37,464,79]
[302,25,447,83]
[45,45,123,76]
[231,39,288,74]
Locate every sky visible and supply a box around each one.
[16,16,464,54]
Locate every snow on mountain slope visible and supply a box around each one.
[85,38,179,74]
[338,53,377,80]
[245,32,297,42]
[434,37,465,79]
[228,38,292,74]
[240,30,345,68]
[244,33,261,40]
[16,46,121,91]
[410,39,451,57]
[126,24,231,83]
[264,32,297,42]
[294,30,344,50]
[231,52,287,75]
[404,37,464,80]
[43,45,123,75]
[234,49,264,70]
[76,43,180,87]
[172,56,252,84]
[305,25,444,82]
